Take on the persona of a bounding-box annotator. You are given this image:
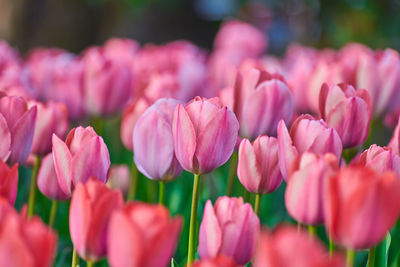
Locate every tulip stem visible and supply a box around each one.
[86,260,95,267]
[48,200,58,228]
[127,161,138,200]
[367,247,376,267]
[308,225,316,237]
[226,151,238,196]
[28,156,41,217]
[158,181,165,205]
[254,193,262,215]
[346,249,355,267]
[188,173,200,265]
[329,236,335,256]
[71,247,79,267]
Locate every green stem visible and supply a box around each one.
[308,225,316,237]
[28,157,41,217]
[367,246,376,267]
[226,151,238,196]
[346,249,355,267]
[48,200,58,228]
[187,173,200,265]
[91,116,104,136]
[71,247,79,267]
[254,193,262,216]
[329,236,335,256]
[244,189,251,203]
[158,181,165,205]
[86,260,95,267]
[127,161,138,200]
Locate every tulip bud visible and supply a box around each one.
[358,144,400,175]
[192,256,239,267]
[172,97,239,174]
[133,98,182,181]
[198,197,260,265]
[237,136,283,194]
[0,159,18,205]
[107,202,182,267]
[106,165,131,198]
[69,178,124,261]
[319,83,371,148]
[388,116,400,155]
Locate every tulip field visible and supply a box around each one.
[2,18,400,267]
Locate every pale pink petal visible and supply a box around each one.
[198,201,222,259]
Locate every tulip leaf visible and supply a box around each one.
[171,258,179,267]
[373,233,391,267]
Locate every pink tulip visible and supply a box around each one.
[0,200,58,267]
[389,116,400,155]
[358,144,400,175]
[192,256,239,267]
[102,38,139,66]
[0,159,18,205]
[37,153,69,200]
[253,225,344,267]
[106,165,131,198]
[172,97,239,174]
[134,98,182,181]
[28,100,68,155]
[198,197,260,265]
[319,83,371,148]
[325,166,400,250]
[0,94,37,164]
[107,202,182,267]
[277,115,342,179]
[52,126,110,196]
[237,136,283,194]
[338,43,372,86]
[69,178,124,261]
[285,153,339,225]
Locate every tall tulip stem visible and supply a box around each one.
[367,247,376,267]
[158,181,165,205]
[28,156,41,217]
[71,247,79,267]
[346,249,355,267]
[188,173,200,265]
[329,236,335,256]
[226,151,238,196]
[86,260,95,267]
[127,161,138,200]
[48,200,58,228]
[254,193,262,215]
[308,225,316,237]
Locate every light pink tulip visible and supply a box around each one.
[172,97,239,174]
[52,126,110,196]
[237,136,283,194]
[285,153,339,225]
[319,83,371,148]
[107,202,182,267]
[358,144,400,175]
[277,115,342,179]
[198,197,260,265]
[134,98,182,180]
[0,159,18,205]
[389,116,400,155]
[102,38,139,66]
[106,165,131,198]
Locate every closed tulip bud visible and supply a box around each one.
[319,83,371,148]
[69,178,124,261]
[28,101,68,156]
[52,126,110,196]
[102,38,139,66]
[325,166,400,250]
[253,226,344,267]
[172,97,239,174]
[133,98,182,181]
[358,144,400,175]
[0,95,37,164]
[237,136,283,194]
[107,202,182,267]
[198,197,260,265]
[388,116,400,155]
[285,153,339,225]
[277,115,342,179]
[0,159,18,205]
[192,256,239,267]
[106,165,131,198]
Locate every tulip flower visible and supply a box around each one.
[319,83,371,148]
[198,197,260,265]
[388,115,400,155]
[52,126,110,196]
[358,144,400,175]
[325,166,400,250]
[69,178,124,262]
[253,225,344,267]
[277,115,342,179]
[106,165,131,198]
[0,94,37,164]
[192,256,239,267]
[0,159,18,205]
[107,202,182,267]
[285,153,339,225]
[28,100,69,156]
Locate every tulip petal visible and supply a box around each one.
[237,139,261,193]
[0,114,11,161]
[52,134,73,195]
[198,200,222,259]
[277,120,298,180]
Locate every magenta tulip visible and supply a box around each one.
[198,196,260,265]
[237,136,283,194]
[192,256,239,267]
[359,144,400,175]
[0,159,18,205]
[106,165,131,198]
[133,98,182,181]
[172,97,239,174]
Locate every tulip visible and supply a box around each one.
[107,202,182,267]
[277,115,342,179]
[0,159,18,205]
[198,197,260,265]
[133,98,182,181]
[358,144,400,175]
[28,100,69,156]
[388,115,400,155]
[106,165,131,198]
[285,153,339,225]
[319,83,371,148]
[192,256,239,267]
[52,126,110,196]
[69,178,124,262]
[102,38,139,66]
[172,96,239,174]
[253,225,344,267]
[325,166,400,250]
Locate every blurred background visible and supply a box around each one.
[1,0,400,55]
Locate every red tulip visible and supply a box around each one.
[106,165,131,198]
[325,166,400,250]
[107,202,182,267]
[69,178,124,261]
[0,159,18,205]
[358,144,400,175]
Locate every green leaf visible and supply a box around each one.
[372,233,391,267]
[171,258,179,267]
